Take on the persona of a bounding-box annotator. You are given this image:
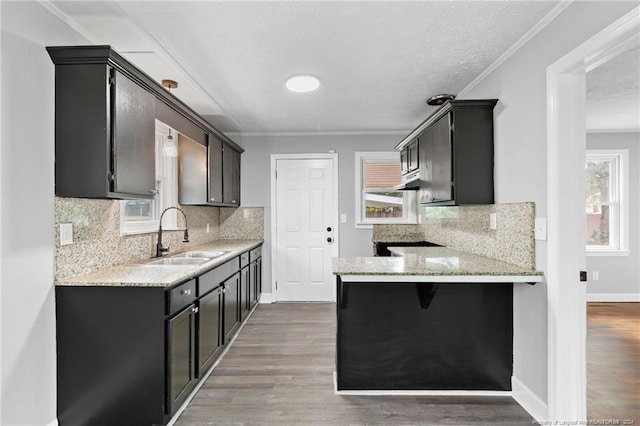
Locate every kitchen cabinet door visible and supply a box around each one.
[167,304,196,415]
[222,273,240,343]
[223,144,241,206]
[418,113,453,204]
[178,134,208,205]
[240,265,251,321]
[208,134,223,204]
[197,287,222,377]
[111,68,156,197]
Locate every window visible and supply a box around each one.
[355,152,416,228]
[585,149,628,255]
[120,121,178,234]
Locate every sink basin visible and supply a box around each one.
[170,251,229,259]
[145,257,210,266]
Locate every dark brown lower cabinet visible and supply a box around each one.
[240,265,251,321]
[167,304,196,415]
[223,273,240,344]
[197,287,222,377]
[55,246,262,425]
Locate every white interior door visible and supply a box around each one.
[274,156,337,302]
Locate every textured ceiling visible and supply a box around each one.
[52,1,561,133]
[586,46,640,132]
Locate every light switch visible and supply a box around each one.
[340,214,347,223]
[535,218,547,241]
[60,223,73,246]
[489,213,497,230]
[206,223,210,233]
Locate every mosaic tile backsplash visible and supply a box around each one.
[55,198,263,280]
[373,202,536,269]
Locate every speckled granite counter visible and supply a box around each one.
[55,239,263,288]
[333,246,543,283]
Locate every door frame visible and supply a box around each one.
[270,153,340,303]
[546,6,639,421]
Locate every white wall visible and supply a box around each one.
[0,3,88,424]
[460,0,637,406]
[586,132,640,298]
[232,133,404,294]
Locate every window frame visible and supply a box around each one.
[585,149,629,256]
[120,122,179,235]
[354,151,416,229]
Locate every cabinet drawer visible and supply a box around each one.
[250,246,262,262]
[168,279,196,316]
[198,257,240,296]
[239,251,250,268]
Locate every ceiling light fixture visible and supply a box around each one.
[162,79,178,90]
[286,74,320,93]
[426,94,456,106]
[163,129,178,158]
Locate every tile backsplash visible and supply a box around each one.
[219,207,264,240]
[55,197,264,280]
[373,202,536,269]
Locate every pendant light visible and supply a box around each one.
[163,129,177,158]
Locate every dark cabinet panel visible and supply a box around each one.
[197,287,222,376]
[112,69,156,197]
[178,134,208,205]
[254,257,262,306]
[241,265,251,321]
[223,273,240,343]
[418,113,452,204]
[407,139,419,172]
[223,144,241,206]
[208,134,223,204]
[167,304,196,415]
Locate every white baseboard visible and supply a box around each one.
[259,293,273,303]
[512,376,547,423]
[46,419,59,426]
[586,293,640,302]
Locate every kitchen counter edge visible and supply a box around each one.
[55,239,264,288]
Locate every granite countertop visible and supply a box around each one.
[55,239,263,288]
[332,246,543,278]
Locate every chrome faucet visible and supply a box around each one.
[156,206,189,257]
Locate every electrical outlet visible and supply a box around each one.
[206,223,210,233]
[60,223,73,246]
[340,214,347,223]
[592,271,599,281]
[243,209,250,219]
[535,218,547,241]
[489,213,497,230]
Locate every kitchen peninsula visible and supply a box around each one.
[332,246,542,393]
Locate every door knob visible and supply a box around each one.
[327,237,333,243]
[327,227,332,232]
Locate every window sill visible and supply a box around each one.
[586,250,630,257]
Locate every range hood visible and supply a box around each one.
[394,170,420,191]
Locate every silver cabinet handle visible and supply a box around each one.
[192,306,199,313]
[180,289,191,296]
[210,197,215,201]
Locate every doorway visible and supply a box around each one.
[270,154,339,302]
[546,6,639,422]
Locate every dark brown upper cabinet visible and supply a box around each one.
[47,45,243,202]
[222,143,241,206]
[395,99,498,206]
[208,134,223,205]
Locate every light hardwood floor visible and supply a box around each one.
[176,303,534,425]
[587,302,640,423]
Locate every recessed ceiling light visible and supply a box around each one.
[286,74,320,93]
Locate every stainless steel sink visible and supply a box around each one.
[170,251,229,259]
[145,257,210,266]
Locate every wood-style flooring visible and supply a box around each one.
[176,303,534,425]
[587,302,640,423]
